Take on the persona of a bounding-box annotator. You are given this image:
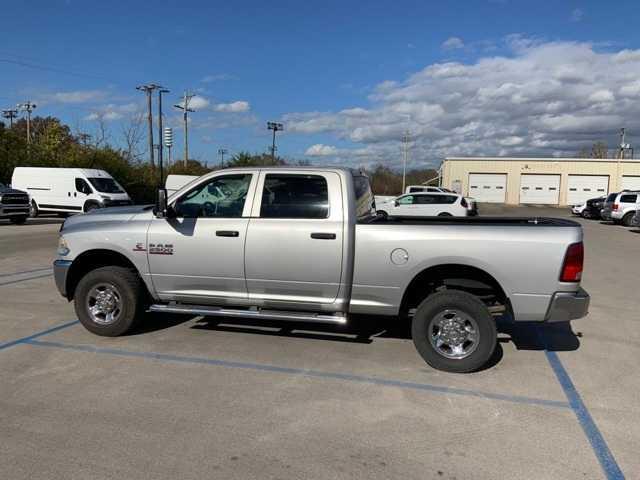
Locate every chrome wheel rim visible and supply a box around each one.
[86,283,122,325]
[428,309,479,360]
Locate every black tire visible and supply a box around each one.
[74,266,144,336]
[30,200,39,218]
[622,212,634,227]
[437,212,453,217]
[9,216,28,225]
[411,290,497,373]
[84,202,100,213]
[376,210,388,219]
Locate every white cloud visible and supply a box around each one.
[201,74,233,82]
[305,144,338,156]
[47,90,107,104]
[214,101,250,113]
[84,102,143,122]
[283,39,640,167]
[570,8,584,22]
[442,37,464,50]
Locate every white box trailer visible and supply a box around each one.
[11,167,132,216]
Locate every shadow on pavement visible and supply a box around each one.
[496,316,581,352]
[128,313,195,335]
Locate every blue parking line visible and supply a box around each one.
[0,267,51,278]
[24,338,571,410]
[0,272,53,286]
[0,320,79,351]
[542,337,625,479]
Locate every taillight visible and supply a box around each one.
[560,242,584,282]
[461,197,468,208]
[613,203,619,211]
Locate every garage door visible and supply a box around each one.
[468,174,506,203]
[567,175,609,205]
[621,176,640,191]
[519,174,561,204]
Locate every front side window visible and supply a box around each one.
[75,178,92,194]
[260,174,329,219]
[88,177,124,193]
[174,174,251,218]
[397,195,414,205]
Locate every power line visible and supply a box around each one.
[0,58,109,81]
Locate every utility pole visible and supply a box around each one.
[218,148,228,167]
[174,91,195,167]
[17,102,37,143]
[136,84,160,169]
[267,121,283,165]
[617,128,632,191]
[164,127,173,167]
[2,109,18,128]
[401,130,411,193]
[157,88,169,187]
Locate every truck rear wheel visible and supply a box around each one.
[74,266,144,336]
[411,290,496,373]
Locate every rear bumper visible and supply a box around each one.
[53,259,72,298]
[545,287,590,323]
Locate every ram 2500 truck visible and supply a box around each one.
[53,167,589,372]
[0,182,30,224]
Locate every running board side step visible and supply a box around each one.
[148,303,348,325]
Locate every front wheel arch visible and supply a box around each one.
[66,249,149,302]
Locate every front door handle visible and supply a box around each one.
[216,230,239,237]
[310,232,336,240]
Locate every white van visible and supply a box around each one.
[11,167,132,216]
[165,174,198,196]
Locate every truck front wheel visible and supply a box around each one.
[74,266,144,336]
[411,290,496,373]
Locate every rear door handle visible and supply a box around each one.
[310,232,336,240]
[216,230,239,237]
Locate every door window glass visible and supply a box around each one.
[174,174,251,218]
[415,195,436,204]
[397,195,414,205]
[260,174,329,219]
[75,178,92,194]
[620,194,637,203]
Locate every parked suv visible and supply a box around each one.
[602,191,640,226]
[0,182,30,224]
[377,192,469,217]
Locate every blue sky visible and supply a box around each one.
[2,0,640,168]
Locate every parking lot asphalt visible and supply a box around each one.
[1,209,638,479]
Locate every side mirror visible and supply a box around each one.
[394,200,399,207]
[155,188,168,218]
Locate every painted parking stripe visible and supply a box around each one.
[541,333,625,480]
[0,271,53,286]
[25,338,571,409]
[0,267,52,278]
[0,320,79,351]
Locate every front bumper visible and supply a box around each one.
[0,206,30,217]
[53,259,73,298]
[545,287,590,322]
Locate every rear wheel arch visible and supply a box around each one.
[66,249,149,301]
[399,263,509,317]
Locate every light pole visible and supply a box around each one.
[136,84,160,169]
[218,148,228,167]
[267,121,283,165]
[157,88,169,187]
[2,109,18,128]
[174,91,195,167]
[401,130,411,193]
[17,102,37,143]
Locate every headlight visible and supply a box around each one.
[57,236,70,256]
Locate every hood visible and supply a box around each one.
[61,204,153,231]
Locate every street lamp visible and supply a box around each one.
[218,148,228,167]
[267,121,283,164]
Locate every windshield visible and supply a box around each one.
[88,177,125,194]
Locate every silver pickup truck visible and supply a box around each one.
[53,167,589,372]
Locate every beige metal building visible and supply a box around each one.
[441,157,640,206]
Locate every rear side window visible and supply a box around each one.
[353,175,375,220]
[415,195,436,204]
[620,194,638,203]
[260,174,329,219]
[436,195,458,204]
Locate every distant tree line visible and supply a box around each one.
[1,115,440,201]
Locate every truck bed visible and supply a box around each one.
[363,215,580,227]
